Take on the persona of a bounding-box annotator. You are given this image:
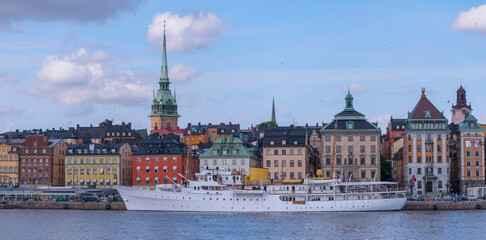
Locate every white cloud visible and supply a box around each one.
[340,83,369,94]
[2,120,17,133]
[386,86,416,95]
[453,5,486,34]
[169,64,200,83]
[30,48,152,107]
[147,11,227,53]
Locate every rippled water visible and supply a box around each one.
[1,209,485,239]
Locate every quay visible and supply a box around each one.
[1,201,126,210]
[403,200,486,211]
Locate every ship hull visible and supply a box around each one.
[116,187,407,212]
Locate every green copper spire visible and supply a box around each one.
[149,21,179,118]
[344,88,354,111]
[160,21,170,91]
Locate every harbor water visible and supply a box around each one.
[1,209,485,239]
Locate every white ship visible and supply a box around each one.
[116,170,407,212]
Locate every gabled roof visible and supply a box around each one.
[321,119,380,131]
[200,136,257,158]
[459,114,483,132]
[408,89,446,120]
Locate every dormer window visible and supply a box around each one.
[232,149,238,155]
[128,132,131,136]
[294,140,298,145]
[282,140,286,145]
[111,149,116,153]
[223,149,228,155]
[221,129,225,133]
[232,129,235,133]
[122,132,126,136]
[107,133,110,136]
[346,121,354,129]
[270,141,274,145]
[424,110,431,118]
[213,150,218,155]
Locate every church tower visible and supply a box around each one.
[451,84,472,124]
[150,22,180,132]
[271,97,276,123]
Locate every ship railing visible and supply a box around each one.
[273,190,407,200]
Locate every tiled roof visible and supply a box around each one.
[408,93,446,120]
[322,119,380,131]
[184,122,240,136]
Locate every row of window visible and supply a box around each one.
[67,178,114,185]
[67,158,117,164]
[265,149,303,155]
[270,172,303,180]
[323,171,377,179]
[407,134,443,141]
[212,149,239,155]
[324,156,377,165]
[136,176,176,185]
[408,167,449,175]
[21,177,49,184]
[21,158,49,163]
[0,147,12,152]
[0,177,17,184]
[465,160,482,167]
[415,180,444,189]
[23,149,47,154]
[203,159,246,166]
[407,156,443,163]
[21,166,48,173]
[68,148,117,154]
[325,135,377,142]
[408,144,443,153]
[136,157,178,163]
[106,132,132,137]
[0,155,18,161]
[325,145,376,154]
[67,167,116,175]
[136,166,176,173]
[409,122,447,130]
[267,160,303,168]
[269,140,300,145]
[465,170,482,177]
[0,167,18,173]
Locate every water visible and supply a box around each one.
[0,209,485,239]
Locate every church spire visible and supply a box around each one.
[271,96,276,123]
[160,20,170,91]
[344,89,354,111]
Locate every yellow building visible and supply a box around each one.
[0,139,24,187]
[65,143,132,187]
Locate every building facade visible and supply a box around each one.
[402,88,449,196]
[383,117,406,161]
[19,136,67,186]
[132,134,198,186]
[456,115,484,190]
[65,143,132,187]
[0,139,24,186]
[200,136,259,177]
[262,127,317,181]
[321,91,381,181]
[183,123,240,146]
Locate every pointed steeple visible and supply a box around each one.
[160,20,170,91]
[271,96,276,123]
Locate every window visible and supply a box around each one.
[146,157,150,162]
[360,146,365,153]
[290,150,294,155]
[326,157,331,165]
[282,160,286,167]
[293,141,298,145]
[297,149,302,155]
[241,159,245,165]
[325,136,331,142]
[45,166,48,173]
[476,171,480,177]
[298,172,302,179]
[409,168,412,174]
[155,166,159,173]
[274,150,278,155]
[274,172,279,180]
[282,150,286,155]
[266,150,271,155]
[418,181,422,189]
[476,160,480,166]
[266,160,270,167]
[438,156,442,163]
[467,171,470,177]
[163,157,168,162]
[290,160,294,167]
[371,136,376,141]
[438,168,442,174]
[146,177,150,184]
[232,159,236,165]
[348,136,353,142]
[213,160,217,165]
[476,151,479,157]
[326,146,331,153]
[360,136,365,141]
[270,141,275,145]
[282,140,286,145]
[408,156,412,163]
[290,172,294,179]
[336,146,341,153]
[155,157,159,162]
[163,166,168,173]
[371,146,376,153]
[467,161,471,167]
[136,166,141,173]
[438,180,442,189]
[417,168,421,174]
[298,160,302,167]
[348,146,353,153]
[467,151,470,157]
[336,157,341,165]
[417,156,422,163]
[146,166,150,173]
[361,171,366,179]
[371,157,376,165]
[173,166,178,173]
[173,157,177,162]
[336,136,341,142]
[360,157,365,165]
[274,160,279,167]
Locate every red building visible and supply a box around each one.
[383,117,406,160]
[19,136,67,187]
[132,134,199,186]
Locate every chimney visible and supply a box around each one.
[16,129,19,132]
[122,122,125,125]
[90,124,93,127]
[77,124,80,128]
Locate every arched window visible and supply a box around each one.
[167,121,172,128]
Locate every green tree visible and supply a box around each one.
[380,154,392,181]
[255,121,277,129]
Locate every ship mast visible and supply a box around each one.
[184,128,192,184]
[331,120,337,179]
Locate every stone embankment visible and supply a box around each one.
[1,201,126,210]
[403,200,486,211]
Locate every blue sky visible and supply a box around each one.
[1,0,486,133]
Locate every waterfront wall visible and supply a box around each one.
[404,201,486,211]
[1,201,126,210]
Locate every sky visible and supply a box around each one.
[1,0,486,133]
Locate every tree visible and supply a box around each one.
[255,121,277,129]
[380,154,392,181]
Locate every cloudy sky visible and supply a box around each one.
[1,0,486,133]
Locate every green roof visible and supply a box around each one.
[200,136,257,158]
[459,114,483,132]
